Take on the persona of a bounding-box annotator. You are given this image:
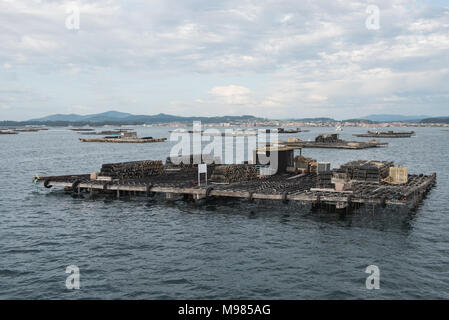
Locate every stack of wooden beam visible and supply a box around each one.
[210,165,258,184]
[99,160,164,179]
[316,172,333,188]
[315,133,340,143]
[166,154,221,166]
[336,160,394,183]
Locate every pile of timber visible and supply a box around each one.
[315,133,341,143]
[210,164,258,184]
[276,128,303,133]
[316,172,333,188]
[166,154,221,166]
[99,160,164,179]
[335,160,394,183]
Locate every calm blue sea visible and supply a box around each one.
[0,126,448,299]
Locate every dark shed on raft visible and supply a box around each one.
[253,146,296,174]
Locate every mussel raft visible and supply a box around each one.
[32,157,437,213]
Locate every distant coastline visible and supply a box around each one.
[1,111,448,127]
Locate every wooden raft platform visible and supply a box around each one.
[281,140,388,149]
[33,166,436,212]
[354,131,416,138]
[79,137,167,143]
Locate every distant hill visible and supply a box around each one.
[342,118,377,124]
[284,117,336,122]
[420,117,449,124]
[3,111,448,126]
[30,111,134,122]
[17,111,263,126]
[285,115,430,123]
[30,113,87,122]
[361,114,429,122]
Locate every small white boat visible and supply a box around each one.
[335,124,342,131]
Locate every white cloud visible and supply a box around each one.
[209,85,253,105]
[209,85,251,97]
[307,95,328,102]
[227,4,261,21]
[20,35,59,52]
[280,14,293,24]
[67,104,91,113]
[1,0,449,119]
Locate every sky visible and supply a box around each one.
[1,0,448,121]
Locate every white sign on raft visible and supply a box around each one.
[198,164,207,173]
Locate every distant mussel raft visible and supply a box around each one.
[79,131,167,143]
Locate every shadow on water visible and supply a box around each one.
[181,196,420,234]
[41,187,420,235]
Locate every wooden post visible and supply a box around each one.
[166,193,175,200]
[193,193,205,201]
[198,164,207,186]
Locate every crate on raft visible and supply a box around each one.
[335,160,394,183]
[383,167,408,185]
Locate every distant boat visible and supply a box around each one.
[335,124,342,131]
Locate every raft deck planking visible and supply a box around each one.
[34,170,436,211]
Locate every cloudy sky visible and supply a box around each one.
[1,0,448,120]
